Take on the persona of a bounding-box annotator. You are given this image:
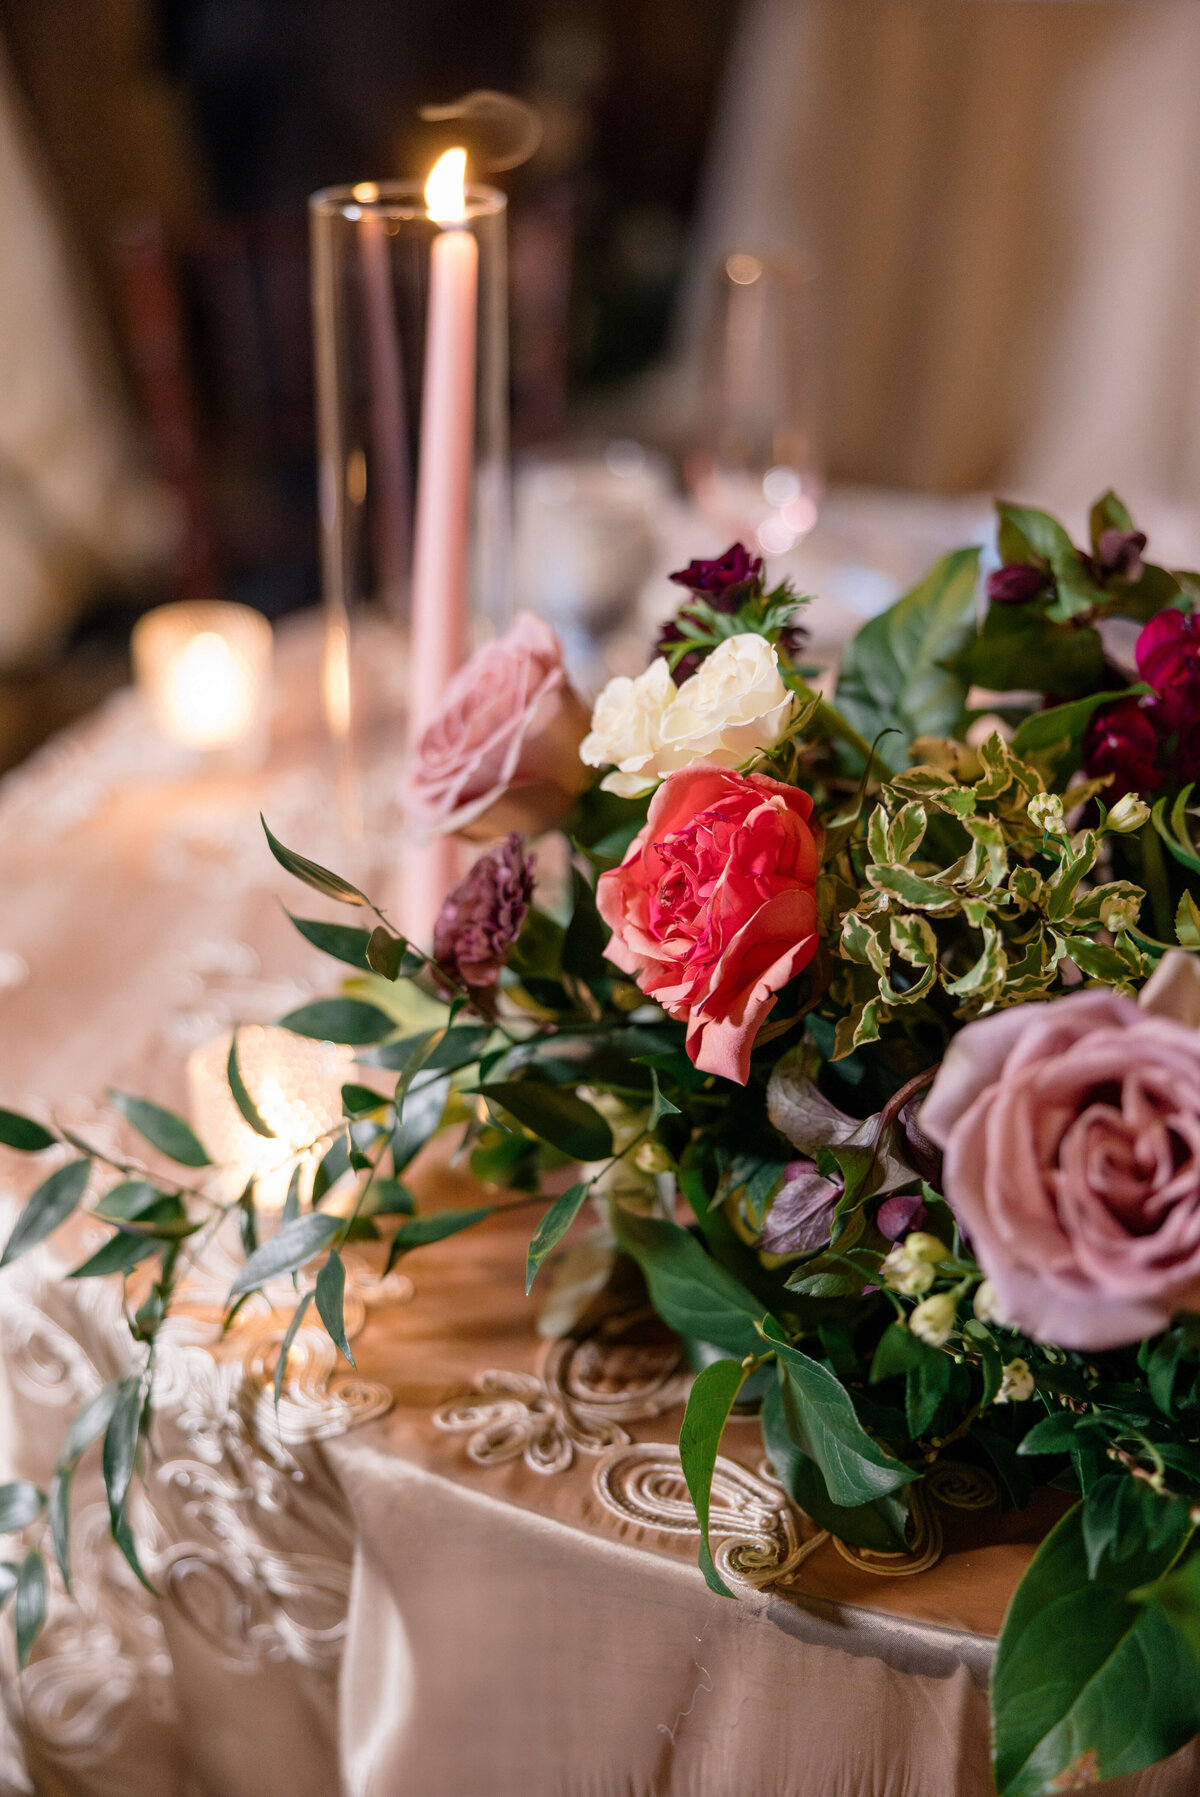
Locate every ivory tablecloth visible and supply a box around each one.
[0,620,1198,1797]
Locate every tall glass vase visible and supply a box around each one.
[309,179,511,848]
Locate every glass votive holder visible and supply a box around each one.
[187,1025,355,1211]
[132,600,274,771]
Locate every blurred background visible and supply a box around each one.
[1,0,1199,766]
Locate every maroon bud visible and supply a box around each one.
[877,1192,928,1242]
[986,563,1047,605]
[1097,527,1147,583]
[654,617,704,685]
[433,835,535,993]
[668,542,763,612]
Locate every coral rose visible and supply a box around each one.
[921,952,1200,1350]
[596,765,821,1084]
[406,613,591,840]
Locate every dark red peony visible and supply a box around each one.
[1082,697,1163,801]
[1136,608,1200,733]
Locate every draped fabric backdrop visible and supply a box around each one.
[679,0,1200,520]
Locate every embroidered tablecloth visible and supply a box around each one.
[0,616,1197,1797]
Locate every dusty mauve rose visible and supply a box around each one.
[1136,608,1200,733]
[668,542,762,610]
[596,765,821,1084]
[1081,696,1162,800]
[433,835,535,992]
[921,952,1200,1350]
[406,613,591,840]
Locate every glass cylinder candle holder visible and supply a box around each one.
[132,600,274,771]
[187,1025,356,1211]
[309,174,511,817]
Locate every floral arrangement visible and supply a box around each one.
[4,493,1200,1794]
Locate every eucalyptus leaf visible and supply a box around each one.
[63,1381,123,1463]
[278,998,396,1045]
[48,1470,72,1593]
[14,1551,46,1667]
[274,1291,314,1406]
[70,1230,159,1280]
[108,1092,210,1168]
[0,1158,91,1266]
[261,816,368,906]
[101,1376,143,1530]
[284,912,372,970]
[0,1481,43,1533]
[230,1211,340,1295]
[478,1081,613,1162]
[391,1072,452,1174]
[385,1205,494,1271]
[679,1357,747,1597]
[93,1180,165,1223]
[0,1109,55,1153]
[525,1181,591,1293]
[226,1032,275,1138]
[314,1249,355,1367]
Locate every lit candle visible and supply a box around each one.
[187,1025,356,1211]
[133,600,273,766]
[406,147,477,943]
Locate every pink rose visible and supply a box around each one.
[921,952,1200,1350]
[596,766,821,1085]
[406,613,591,840]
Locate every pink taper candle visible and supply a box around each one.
[406,148,478,945]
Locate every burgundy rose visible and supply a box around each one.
[1082,697,1162,800]
[986,564,1047,605]
[760,1160,843,1255]
[1136,608,1200,733]
[668,542,763,612]
[433,835,535,992]
[1096,527,1147,583]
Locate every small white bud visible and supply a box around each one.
[1106,793,1150,834]
[882,1244,936,1296]
[904,1231,949,1267]
[633,1139,672,1175]
[1100,891,1140,933]
[909,1291,958,1348]
[973,1278,1006,1325]
[995,1357,1035,1404]
[1028,792,1066,835]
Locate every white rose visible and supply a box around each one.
[580,658,674,798]
[581,634,793,797]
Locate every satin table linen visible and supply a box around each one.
[0,622,1197,1797]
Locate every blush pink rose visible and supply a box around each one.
[596,765,821,1085]
[406,613,591,840]
[921,952,1200,1350]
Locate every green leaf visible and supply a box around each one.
[63,1381,123,1463]
[111,1507,156,1593]
[615,1211,770,1359]
[279,998,396,1045]
[340,1082,388,1117]
[366,926,407,980]
[314,1248,355,1367]
[949,604,1107,699]
[835,547,981,771]
[385,1205,493,1271]
[1137,1549,1200,1666]
[226,1031,275,1138]
[1089,490,1134,551]
[108,1092,210,1167]
[230,1211,340,1295]
[1176,890,1200,951]
[1018,1409,1091,1457]
[14,1551,46,1667]
[478,1082,613,1162]
[992,1491,1197,1796]
[561,866,610,981]
[390,1072,452,1173]
[0,1481,43,1532]
[1012,690,1140,785]
[47,1470,72,1594]
[0,1108,55,1153]
[679,1358,747,1597]
[761,1379,908,1553]
[261,816,368,906]
[93,1180,165,1223]
[768,1325,918,1508]
[312,1132,350,1202]
[70,1230,159,1280]
[0,1158,91,1266]
[101,1376,143,1530]
[284,912,372,970]
[525,1182,591,1293]
[648,1067,681,1130]
[273,1291,313,1406]
[362,1177,414,1216]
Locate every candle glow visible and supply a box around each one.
[133,599,273,760]
[424,148,468,225]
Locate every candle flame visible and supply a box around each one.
[425,147,468,225]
